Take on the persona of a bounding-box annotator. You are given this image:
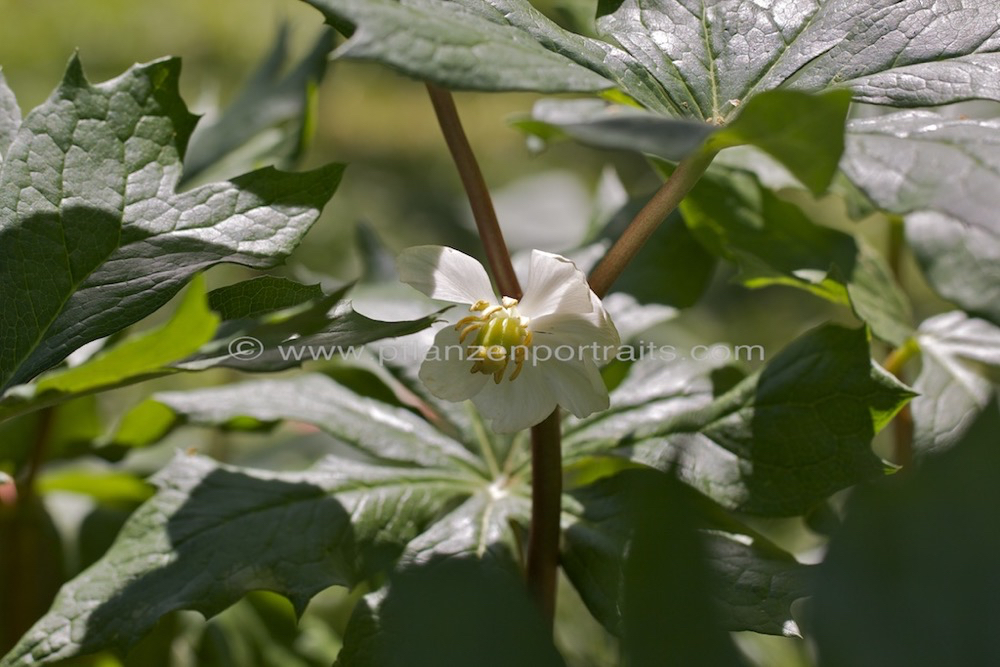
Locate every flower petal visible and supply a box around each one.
[398,246,496,305]
[517,250,594,318]
[531,310,619,352]
[473,363,557,434]
[541,357,610,419]
[419,326,487,401]
[530,290,620,363]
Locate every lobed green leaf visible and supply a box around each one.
[572,325,914,516]
[0,69,19,160]
[0,57,342,392]
[843,112,1000,325]
[911,312,1000,456]
[0,453,474,665]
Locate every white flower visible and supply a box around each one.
[397,246,620,433]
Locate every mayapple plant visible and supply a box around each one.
[398,245,620,433]
[2,0,1000,666]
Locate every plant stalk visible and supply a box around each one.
[426,82,561,626]
[3,407,55,651]
[885,218,916,467]
[527,409,562,626]
[883,339,919,468]
[425,83,522,299]
[589,150,716,298]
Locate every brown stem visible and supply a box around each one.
[3,407,56,651]
[589,150,716,298]
[892,404,914,469]
[526,409,562,627]
[425,83,561,625]
[19,406,54,496]
[425,83,521,299]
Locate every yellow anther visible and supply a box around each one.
[512,356,526,379]
[454,298,532,383]
[480,304,503,318]
[492,358,509,383]
[458,322,482,344]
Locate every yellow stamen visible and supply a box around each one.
[453,297,533,383]
[459,322,482,344]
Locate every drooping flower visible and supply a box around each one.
[397,246,620,433]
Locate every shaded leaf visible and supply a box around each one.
[574,325,913,516]
[33,277,217,396]
[207,275,325,319]
[522,98,716,161]
[680,167,913,343]
[0,279,219,424]
[563,468,812,640]
[0,57,342,391]
[0,453,474,665]
[840,242,914,347]
[182,277,441,373]
[812,400,1000,667]
[335,558,563,667]
[524,89,850,194]
[602,206,716,308]
[0,278,437,440]
[706,90,851,195]
[620,470,746,667]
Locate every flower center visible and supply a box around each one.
[454,297,532,383]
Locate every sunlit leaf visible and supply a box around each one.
[0,57,342,392]
[911,312,1000,455]
[843,112,1000,325]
